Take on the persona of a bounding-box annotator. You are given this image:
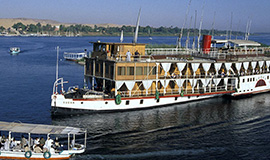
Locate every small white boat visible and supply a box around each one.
[63,52,87,61]
[9,47,20,55]
[0,121,87,159]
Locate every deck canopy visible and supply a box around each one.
[228,40,261,46]
[0,121,86,135]
[212,39,261,47]
[212,39,228,44]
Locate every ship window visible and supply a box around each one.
[156,99,160,103]
[127,67,134,75]
[247,79,249,82]
[140,99,144,104]
[144,67,153,75]
[105,64,109,74]
[253,77,255,81]
[136,67,143,75]
[105,102,108,104]
[144,67,148,75]
[81,102,83,104]
[255,79,266,87]
[110,66,114,77]
[243,79,245,83]
[152,66,157,75]
[126,100,130,105]
[188,96,190,99]
[175,97,178,101]
[95,63,100,73]
[118,67,126,75]
[268,76,269,79]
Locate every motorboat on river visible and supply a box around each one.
[9,47,20,55]
[63,52,87,61]
[0,121,87,159]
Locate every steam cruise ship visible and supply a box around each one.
[51,35,270,115]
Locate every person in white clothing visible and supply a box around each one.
[126,50,131,61]
[45,137,54,150]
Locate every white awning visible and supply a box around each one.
[212,39,228,44]
[0,121,86,135]
[228,40,261,46]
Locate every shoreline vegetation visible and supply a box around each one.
[0,22,245,37]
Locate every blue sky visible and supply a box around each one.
[0,0,270,32]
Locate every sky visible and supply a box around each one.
[0,0,270,33]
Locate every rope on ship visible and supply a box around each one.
[115,94,121,105]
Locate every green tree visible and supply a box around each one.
[12,22,26,31]
[0,26,5,32]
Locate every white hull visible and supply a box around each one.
[51,73,270,114]
[51,91,231,114]
[0,151,70,159]
[232,73,270,96]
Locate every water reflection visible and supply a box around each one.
[52,94,270,159]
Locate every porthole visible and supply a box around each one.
[105,102,108,104]
[126,100,130,105]
[81,102,83,104]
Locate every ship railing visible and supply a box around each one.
[159,74,238,80]
[118,84,235,97]
[145,48,193,55]
[107,55,155,62]
[53,78,68,94]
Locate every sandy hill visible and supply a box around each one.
[0,18,127,29]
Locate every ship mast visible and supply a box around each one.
[185,16,193,50]
[56,46,59,93]
[209,11,216,39]
[177,0,192,48]
[197,0,205,51]
[192,10,197,51]
[229,12,233,39]
[133,8,141,43]
[120,30,124,43]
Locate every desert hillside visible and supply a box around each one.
[0,18,125,29]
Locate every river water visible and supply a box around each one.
[0,35,270,159]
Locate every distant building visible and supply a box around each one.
[54,26,60,31]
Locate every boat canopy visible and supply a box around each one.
[212,39,261,47]
[212,39,228,44]
[228,40,261,47]
[0,121,86,135]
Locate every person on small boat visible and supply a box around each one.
[4,136,9,150]
[45,137,54,150]
[34,145,42,153]
[24,145,31,152]
[13,143,21,151]
[33,137,39,148]
[21,135,27,149]
[10,138,16,149]
[50,145,56,154]
[39,137,45,148]
[126,50,131,61]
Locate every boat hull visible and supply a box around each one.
[231,73,270,97]
[0,151,70,159]
[51,91,234,116]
